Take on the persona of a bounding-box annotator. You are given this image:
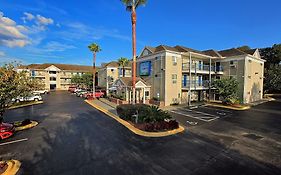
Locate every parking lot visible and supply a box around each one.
[170,105,233,126]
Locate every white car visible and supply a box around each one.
[33,89,49,94]
[13,94,43,103]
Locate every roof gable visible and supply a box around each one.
[45,65,61,71]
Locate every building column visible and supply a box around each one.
[143,88,145,104]
[209,58,212,101]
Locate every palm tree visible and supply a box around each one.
[118,57,130,77]
[88,43,101,98]
[121,0,147,104]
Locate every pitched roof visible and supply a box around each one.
[154,45,179,52]
[218,48,247,57]
[145,46,156,53]
[202,49,222,57]
[101,61,132,68]
[119,77,147,87]
[17,63,94,72]
[174,45,202,54]
[243,49,257,55]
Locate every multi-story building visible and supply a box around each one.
[98,61,132,93]
[135,45,265,106]
[17,63,93,90]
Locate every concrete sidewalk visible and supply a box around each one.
[88,99,118,115]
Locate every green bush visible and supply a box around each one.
[116,104,171,123]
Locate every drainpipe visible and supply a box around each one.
[188,52,192,106]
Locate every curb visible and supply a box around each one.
[206,103,250,111]
[9,101,43,110]
[14,121,39,131]
[0,160,21,175]
[85,100,185,137]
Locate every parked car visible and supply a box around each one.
[33,89,49,94]
[0,122,15,140]
[84,91,105,99]
[12,94,43,103]
[68,86,77,93]
[76,90,88,97]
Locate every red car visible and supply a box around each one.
[68,86,77,93]
[0,122,15,140]
[84,91,104,99]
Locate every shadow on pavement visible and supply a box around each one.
[20,111,281,175]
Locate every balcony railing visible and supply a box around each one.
[182,63,223,72]
[182,80,210,88]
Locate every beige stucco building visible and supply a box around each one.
[98,61,132,93]
[17,63,93,90]
[134,45,265,106]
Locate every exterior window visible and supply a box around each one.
[50,77,56,81]
[31,70,35,76]
[172,56,177,65]
[49,71,56,74]
[172,74,177,84]
[111,69,114,72]
[145,91,149,97]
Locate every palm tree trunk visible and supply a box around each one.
[131,8,137,105]
[93,52,96,98]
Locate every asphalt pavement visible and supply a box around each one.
[0,91,280,175]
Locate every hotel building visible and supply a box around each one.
[133,45,265,106]
[17,63,93,90]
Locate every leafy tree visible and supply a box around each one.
[71,73,93,89]
[260,44,281,69]
[237,45,251,52]
[264,64,281,93]
[118,57,130,77]
[0,63,42,122]
[121,0,147,104]
[88,43,101,96]
[212,78,239,104]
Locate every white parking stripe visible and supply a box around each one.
[171,110,219,122]
[181,109,218,118]
[0,138,28,146]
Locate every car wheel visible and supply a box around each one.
[44,91,48,94]
[34,98,38,102]
[15,99,20,103]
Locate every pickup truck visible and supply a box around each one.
[84,91,104,99]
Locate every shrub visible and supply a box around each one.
[136,120,179,132]
[116,104,171,123]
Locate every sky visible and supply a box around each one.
[0,0,281,66]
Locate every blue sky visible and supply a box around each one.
[0,0,281,66]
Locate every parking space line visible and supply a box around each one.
[0,138,28,146]
[171,110,219,122]
[181,109,218,118]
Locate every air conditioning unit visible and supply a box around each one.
[230,64,237,68]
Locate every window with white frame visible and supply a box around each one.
[172,56,177,65]
[172,74,177,84]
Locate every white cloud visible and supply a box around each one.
[0,51,5,56]
[21,12,35,23]
[44,41,76,52]
[36,15,54,26]
[0,11,30,47]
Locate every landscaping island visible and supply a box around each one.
[117,104,179,132]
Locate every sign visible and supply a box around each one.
[139,61,151,76]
